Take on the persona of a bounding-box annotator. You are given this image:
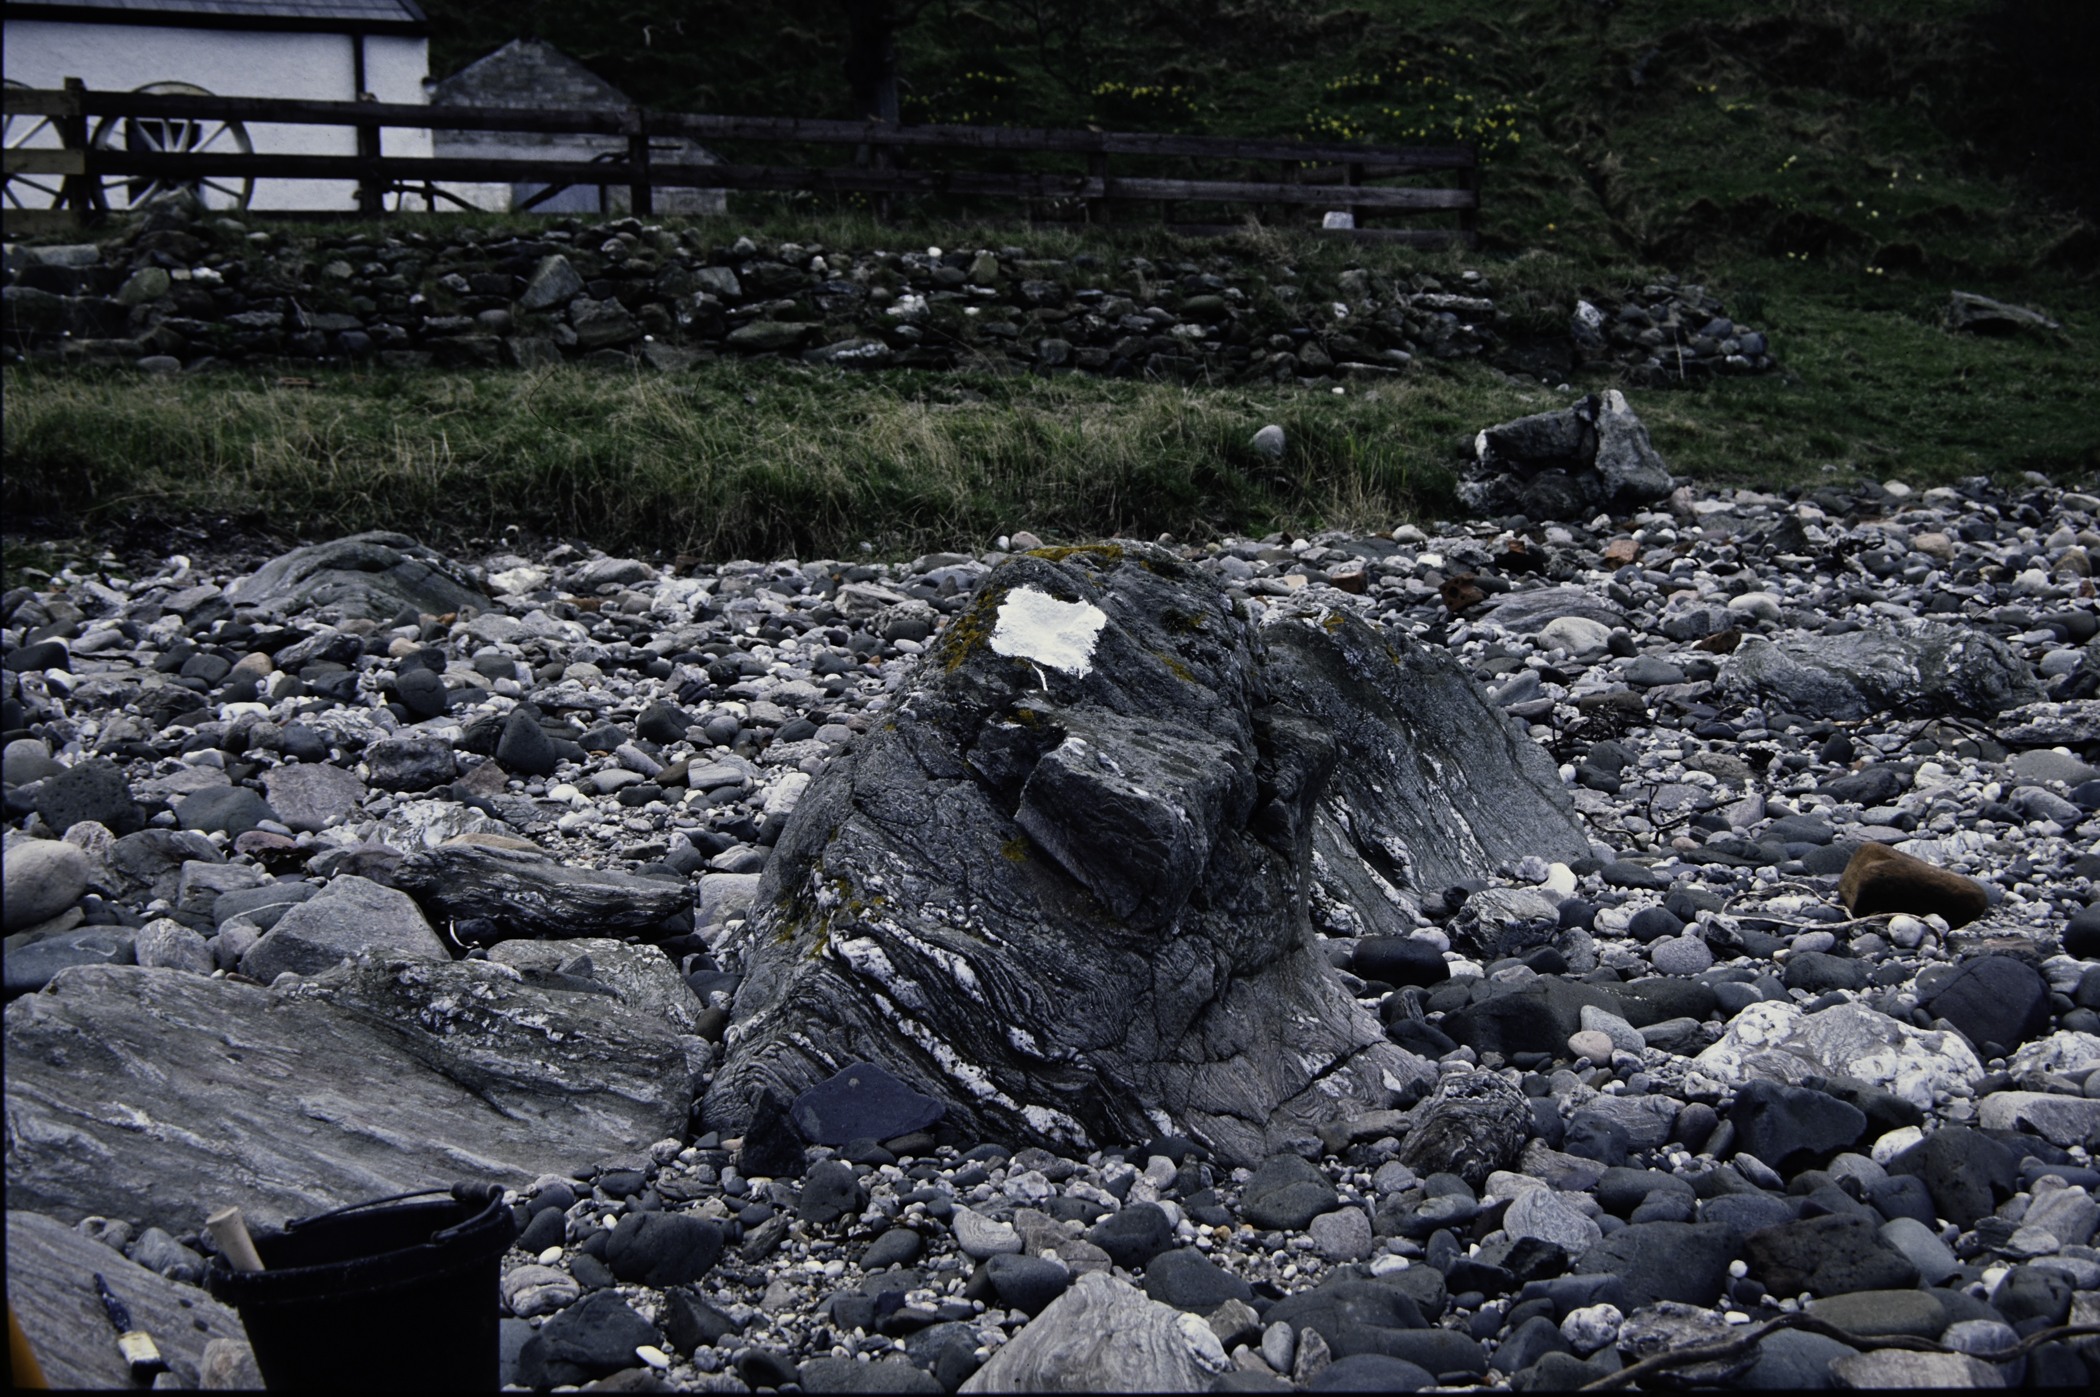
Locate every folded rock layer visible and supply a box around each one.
[705,545,1589,1164]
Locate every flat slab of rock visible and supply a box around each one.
[1829,1349,2005,1388]
[224,531,489,623]
[702,545,1593,1164]
[392,844,691,938]
[1994,700,2100,747]
[486,936,705,1034]
[1721,620,2040,720]
[1475,586,1629,636]
[4,956,695,1233]
[260,762,367,833]
[1946,291,2060,335]
[7,1209,248,1390]
[1975,1091,2100,1147]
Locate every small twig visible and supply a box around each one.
[1577,1313,2100,1391]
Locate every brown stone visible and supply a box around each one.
[1328,563,1368,595]
[1839,842,1989,928]
[1604,538,1640,566]
[1441,575,1488,613]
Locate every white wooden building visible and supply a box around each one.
[3,0,433,212]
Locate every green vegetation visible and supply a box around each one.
[4,1,2096,566]
[5,349,1457,561]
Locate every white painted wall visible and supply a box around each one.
[3,20,431,211]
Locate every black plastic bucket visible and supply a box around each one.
[204,1182,516,1391]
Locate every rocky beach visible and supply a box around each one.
[5,393,2100,1391]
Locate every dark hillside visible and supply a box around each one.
[417,0,2095,267]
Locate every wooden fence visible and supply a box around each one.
[3,81,1478,245]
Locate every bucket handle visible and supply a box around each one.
[284,1181,507,1244]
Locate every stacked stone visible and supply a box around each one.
[3,205,1514,385]
[1570,276,1781,386]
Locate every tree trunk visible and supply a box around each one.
[842,0,902,123]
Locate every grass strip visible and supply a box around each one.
[7,262,2094,565]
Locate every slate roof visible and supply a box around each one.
[432,39,629,111]
[8,1,429,34]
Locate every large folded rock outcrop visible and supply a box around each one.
[705,544,1590,1165]
[4,955,700,1234]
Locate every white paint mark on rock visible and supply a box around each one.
[990,586,1107,676]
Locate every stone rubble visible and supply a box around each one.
[4,207,1780,392]
[4,429,2099,1391]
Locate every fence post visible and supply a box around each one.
[1275,158,1297,230]
[1346,160,1365,231]
[1458,147,1479,247]
[872,123,893,223]
[57,77,95,222]
[355,91,382,216]
[626,107,652,217]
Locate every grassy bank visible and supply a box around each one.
[6,247,2092,566]
[4,356,1460,563]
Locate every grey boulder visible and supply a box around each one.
[1722,620,2041,720]
[1462,390,1674,518]
[239,874,449,980]
[707,547,1584,1165]
[4,837,90,930]
[3,927,135,993]
[518,253,585,312]
[1946,292,2059,336]
[223,531,489,623]
[174,786,277,836]
[133,917,215,975]
[105,829,222,901]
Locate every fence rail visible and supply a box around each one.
[2,82,1479,245]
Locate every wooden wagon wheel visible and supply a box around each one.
[89,81,254,211]
[2,79,74,210]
